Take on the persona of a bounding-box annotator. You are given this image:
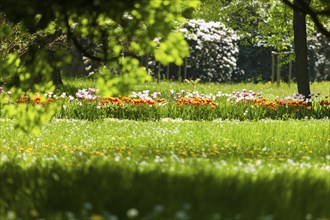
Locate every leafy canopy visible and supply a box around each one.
[0,0,200,133]
[194,0,330,50]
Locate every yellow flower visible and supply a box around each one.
[91,214,104,220]
[30,209,39,218]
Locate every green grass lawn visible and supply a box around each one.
[58,78,330,99]
[134,81,330,99]
[0,118,329,220]
[1,80,329,220]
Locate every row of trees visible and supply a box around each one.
[1,0,329,97]
[148,18,329,83]
[0,0,198,96]
[195,0,330,97]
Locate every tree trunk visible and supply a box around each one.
[51,67,63,85]
[293,0,310,98]
[47,50,63,85]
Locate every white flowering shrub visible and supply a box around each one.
[147,19,241,82]
[180,19,241,82]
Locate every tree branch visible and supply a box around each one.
[314,8,330,16]
[281,0,330,39]
[63,13,105,62]
[101,29,108,61]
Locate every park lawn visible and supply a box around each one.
[58,79,330,99]
[0,118,329,220]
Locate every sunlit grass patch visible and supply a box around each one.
[0,119,329,219]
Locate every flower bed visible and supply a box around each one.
[1,87,329,121]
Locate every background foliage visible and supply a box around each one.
[193,0,330,82]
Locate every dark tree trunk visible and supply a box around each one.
[48,50,63,85]
[293,0,311,98]
[51,67,63,85]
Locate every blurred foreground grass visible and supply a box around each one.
[0,119,329,220]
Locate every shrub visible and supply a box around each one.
[149,19,242,82]
[181,19,241,82]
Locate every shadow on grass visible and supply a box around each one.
[0,161,329,220]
